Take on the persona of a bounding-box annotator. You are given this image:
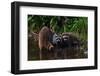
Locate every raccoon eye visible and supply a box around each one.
[63,36,69,39]
[64,38,68,41]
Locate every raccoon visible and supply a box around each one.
[62,33,80,48]
[52,33,62,48]
[38,26,62,60]
[61,33,81,58]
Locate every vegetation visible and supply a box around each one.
[28,15,88,60]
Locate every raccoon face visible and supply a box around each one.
[60,35,69,47]
[52,33,62,45]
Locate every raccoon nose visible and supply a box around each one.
[57,40,60,44]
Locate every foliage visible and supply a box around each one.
[28,15,87,40]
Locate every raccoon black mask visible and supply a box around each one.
[52,33,62,47]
